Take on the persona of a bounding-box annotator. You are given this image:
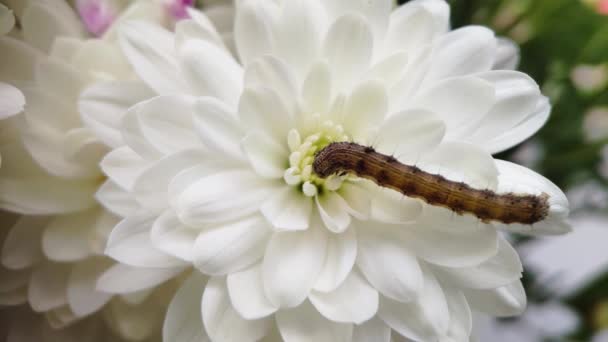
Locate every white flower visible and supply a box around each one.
[0,0,232,338]
[92,0,571,341]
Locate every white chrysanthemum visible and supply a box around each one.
[96,0,569,341]
[0,0,232,339]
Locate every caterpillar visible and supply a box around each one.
[313,142,549,225]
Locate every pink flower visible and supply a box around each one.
[76,0,116,36]
[164,0,195,21]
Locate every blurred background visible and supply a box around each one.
[400,0,608,340]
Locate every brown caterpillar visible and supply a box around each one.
[313,142,549,225]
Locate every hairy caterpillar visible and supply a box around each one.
[313,142,549,225]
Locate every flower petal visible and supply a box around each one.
[192,97,244,161]
[242,131,289,179]
[463,280,526,317]
[97,263,185,294]
[42,209,100,262]
[343,80,388,142]
[66,257,113,317]
[276,300,353,342]
[261,187,313,232]
[1,216,47,270]
[203,277,272,342]
[413,76,495,139]
[238,86,293,144]
[338,182,371,220]
[178,39,243,108]
[316,192,351,233]
[310,270,378,324]
[494,38,520,70]
[244,56,298,108]
[352,317,391,342]
[263,225,328,308]
[177,169,273,225]
[151,210,199,262]
[234,0,276,65]
[374,108,445,159]
[313,226,357,292]
[356,222,423,302]
[193,214,271,275]
[119,21,187,95]
[0,82,24,119]
[79,80,154,148]
[21,0,84,52]
[378,269,449,341]
[436,237,522,289]
[442,285,472,341]
[227,263,278,320]
[96,180,140,218]
[404,221,499,268]
[28,263,71,312]
[105,213,185,268]
[323,13,374,91]
[163,272,209,342]
[423,26,496,84]
[369,186,422,224]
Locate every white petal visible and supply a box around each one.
[343,80,388,142]
[316,192,351,233]
[0,4,15,35]
[465,71,542,149]
[261,187,313,232]
[374,108,445,159]
[97,263,185,294]
[177,169,273,225]
[21,1,84,52]
[263,226,328,308]
[404,221,498,268]
[100,146,149,191]
[356,222,423,302]
[338,182,371,220]
[352,317,391,342]
[484,97,551,154]
[302,61,332,114]
[234,0,276,65]
[274,0,326,77]
[369,186,422,224]
[310,270,378,324]
[163,272,210,342]
[42,209,100,262]
[464,280,527,317]
[193,214,271,275]
[79,80,154,148]
[313,226,357,292]
[175,12,225,52]
[151,210,199,262]
[119,21,187,95]
[0,83,24,119]
[192,97,244,160]
[323,0,393,42]
[179,39,243,108]
[423,26,497,84]
[131,149,205,210]
[203,277,272,342]
[244,56,298,108]
[1,216,47,270]
[28,263,70,312]
[419,141,499,190]
[493,159,570,235]
[242,131,289,179]
[276,300,353,342]
[133,95,201,155]
[227,263,278,320]
[323,13,374,91]
[436,237,522,289]
[442,285,472,341]
[384,2,437,53]
[105,213,185,268]
[494,38,520,70]
[238,86,293,144]
[413,76,495,139]
[378,269,449,341]
[0,36,43,82]
[67,257,113,317]
[96,180,140,218]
